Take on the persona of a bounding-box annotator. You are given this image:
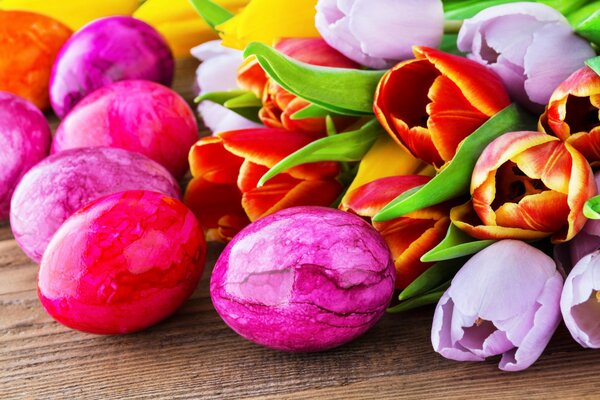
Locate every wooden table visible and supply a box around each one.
[1,60,599,400]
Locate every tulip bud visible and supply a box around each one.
[432,240,563,371]
[452,131,596,243]
[457,2,595,112]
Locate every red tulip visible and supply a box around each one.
[340,175,450,288]
[374,46,511,168]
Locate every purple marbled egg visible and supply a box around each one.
[49,16,174,118]
[0,91,51,221]
[211,206,396,352]
[10,147,180,263]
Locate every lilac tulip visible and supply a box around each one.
[191,40,262,135]
[315,0,444,69]
[457,2,595,112]
[561,252,600,348]
[432,240,563,371]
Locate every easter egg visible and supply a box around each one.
[51,80,198,178]
[49,16,174,118]
[11,147,181,263]
[0,11,72,110]
[210,206,396,352]
[38,190,206,334]
[0,91,51,221]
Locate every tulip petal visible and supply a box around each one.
[494,191,569,233]
[511,140,570,194]
[274,38,359,69]
[189,137,243,184]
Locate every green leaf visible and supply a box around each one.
[440,33,463,56]
[584,194,600,219]
[195,90,248,104]
[373,104,536,222]
[398,258,464,301]
[387,291,446,313]
[223,92,262,108]
[195,90,262,123]
[576,9,600,46]
[187,0,233,31]
[244,42,385,116]
[586,56,600,76]
[421,224,496,262]
[258,120,383,187]
[569,1,600,26]
[291,104,341,120]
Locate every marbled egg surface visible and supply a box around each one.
[52,80,198,178]
[49,16,174,118]
[0,91,51,221]
[38,190,206,334]
[211,206,396,352]
[0,11,72,110]
[11,147,180,263]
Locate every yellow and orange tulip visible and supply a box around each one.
[374,46,511,168]
[184,128,342,241]
[451,131,596,243]
[539,66,600,165]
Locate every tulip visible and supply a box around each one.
[216,0,320,50]
[457,2,595,112]
[539,66,600,164]
[238,38,359,137]
[315,0,444,69]
[561,251,600,348]
[374,46,510,168]
[340,175,450,289]
[432,240,563,371]
[0,0,138,29]
[184,128,342,241]
[451,131,596,243]
[193,41,263,135]
[134,0,249,58]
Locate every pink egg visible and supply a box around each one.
[52,80,198,178]
[38,190,206,334]
[0,91,50,220]
[11,147,180,263]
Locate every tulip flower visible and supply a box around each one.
[457,2,595,112]
[184,128,342,241]
[216,0,320,50]
[451,131,596,243]
[432,240,563,371]
[238,38,359,137]
[561,251,600,348]
[193,41,263,135]
[134,0,249,58]
[0,0,138,29]
[315,0,444,69]
[374,46,510,168]
[340,175,450,289]
[540,66,600,164]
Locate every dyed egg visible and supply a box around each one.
[38,190,206,334]
[0,91,51,221]
[11,147,180,263]
[211,206,396,352]
[52,80,198,178]
[0,11,72,110]
[49,16,174,118]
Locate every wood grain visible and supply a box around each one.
[2,60,600,400]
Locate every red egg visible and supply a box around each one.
[38,190,206,334]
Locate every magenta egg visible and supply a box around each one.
[210,206,396,352]
[11,147,180,263]
[49,16,174,118]
[51,80,198,178]
[38,190,206,334]
[0,91,51,221]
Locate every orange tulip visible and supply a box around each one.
[237,38,359,137]
[374,46,511,168]
[340,175,451,289]
[184,128,342,241]
[539,66,600,164]
[451,131,596,243]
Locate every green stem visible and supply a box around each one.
[444,20,464,34]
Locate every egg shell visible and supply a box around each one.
[49,16,174,118]
[38,190,206,334]
[51,80,198,178]
[0,11,72,110]
[11,147,181,263]
[210,206,396,352]
[0,91,51,221]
